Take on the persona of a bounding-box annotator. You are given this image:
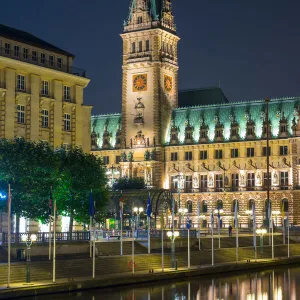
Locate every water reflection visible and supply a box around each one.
[31,266,300,299]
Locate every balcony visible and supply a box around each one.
[0,47,86,78]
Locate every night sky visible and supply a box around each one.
[2,1,300,115]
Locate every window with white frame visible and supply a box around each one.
[23,48,29,59]
[17,74,25,91]
[41,53,46,64]
[14,45,20,57]
[247,173,255,190]
[4,43,10,55]
[200,175,208,192]
[17,105,25,124]
[41,80,49,96]
[64,113,71,131]
[57,57,62,69]
[64,86,71,101]
[215,174,223,191]
[41,109,49,128]
[49,55,54,67]
[280,171,289,189]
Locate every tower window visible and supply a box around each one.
[137,16,143,24]
[146,40,150,52]
[132,42,136,53]
[139,41,143,52]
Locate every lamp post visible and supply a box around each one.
[178,208,188,229]
[168,215,172,229]
[133,207,144,238]
[214,209,223,249]
[173,174,183,228]
[167,230,179,269]
[21,234,37,284]
[245,210,253,230]
[256,229,267,258]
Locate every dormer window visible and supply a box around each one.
[279,112,288,137]
[214,117,224,142]
[184,120,194,144]
[230,115,240,141]
[137,16,143,24]
[262,119,271,139]
[199,120,209,143]
[246,116,255,140]
[170,120,179,145]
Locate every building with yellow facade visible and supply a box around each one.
[92,0,300,229]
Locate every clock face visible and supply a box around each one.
[133,74,147,92]
[164,75,173,92]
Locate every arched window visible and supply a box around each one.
[216,200,223,209]
[132,42,136,53]
[145,40,150,52]
[202,200,208,213]
[282,198,289,213]
[232,200,239,212]
[187,200,193,213]
[248,199,255,210]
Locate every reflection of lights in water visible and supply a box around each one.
[275,287,283,300]
[174,294,186,300]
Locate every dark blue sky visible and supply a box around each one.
[2,1,300,115]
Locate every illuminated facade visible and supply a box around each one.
[92,0,300,228]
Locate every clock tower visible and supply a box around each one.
[121,0,179,151]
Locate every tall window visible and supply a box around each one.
[103,156,109,165]
[247,147,255,157]
[280,124,287,134]
[14,45,20,57]
[215,174,223,191]
[232,174,239,191]
[146,40,150,52]
[137,16,143,24]
[4,43,10,55]
[217,200,223,209]
[42,80,49,96]
[280,172,289,189]
[17,75,25,91]
[187,201,193,213]
[64,113,71,131]
[115,156,121,164]
[280,146,288,156]
[57,57,62,69]
[41,109,49,128]
[185,176,192,192]
[200,175,208,192]
[185,151,193,161]
[23,48,29,60]
[41,53,46,64]
[263,173,271,188]
[32,50,37,62]
[171,152,178,161]
[171,176,178,191]
[200,150,208,160]
[282,199,289,213]
[17,105,25,124]
[139,41,143,52]
[231,148,239,158]
[263,147,271,156]
[247,127,254,135]
[215,149,223,159]
[202,200,208,213]
[247,173,255,190]
[64,86,71,101]
[132,42,136,53]
[49,55,54,67]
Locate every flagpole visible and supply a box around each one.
[235,201,239,263]
[49,188,52,261]
[211,209,214,266]
[120,191,123,256]
[188,228,190,269]
[147,192,151,254]
[161,225,164,272]
[271,210,274,259]
[7,184,11,289]
[53,199,56,283]
[287,212,290,258]
[253,203,257,261]
[197,200,201,251]
[132,224,135,275]
[89,189,93,258]
[148,216,150,254]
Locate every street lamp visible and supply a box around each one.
[272,210,280,227]
[246,210,253,229]
[21,234,37,284]
[167,231,179,269]
[178,208,188,229]
[256,228,267,258]
[214,209,224,249]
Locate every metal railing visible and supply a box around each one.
[0,47,86,78]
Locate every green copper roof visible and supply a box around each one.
[179,87,229,107]
[127,0,162,23]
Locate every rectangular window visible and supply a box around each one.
[57,57,62,69]
[14,45,20,57]
[185,176,192,192]
[185,151,193,161]
[132,42,136,53]
[215,149,223,159]
[247,173,255,190]
[247,147,255,157]
[63,113,71,131]
[17,105,25,124]
[49,55,54,67]
[23,48,29,59]
[146,40,150,52]
[215,174,223,191]
[200,150,208,160]
[41,80,49,96]
[116,156,121,164]
[103,156,109,165]
[231,148,239,158]
[64,86,71,101]
[171,152,178,161]
[139,41,143,52]
[171,176,178,191]
[17,74,25,91]
[41,53,46,64]
[280,146,288,156]
[32,50,37,62]
[4,43,10,55]
[41,109,49,128]
[200,175,208,192]
[263,147,271,156]
[263,173,272,188]
[232,174,239,191]
[280,171,289,189]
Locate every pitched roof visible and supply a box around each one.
[178,87,229,108]
[127,0,162,22]
[0,24,74,57]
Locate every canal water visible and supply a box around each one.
[29,266,300,299]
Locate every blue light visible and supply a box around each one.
[0,193,7,200]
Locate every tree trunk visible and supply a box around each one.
[15,214,20,244]
[69,212,73,241]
